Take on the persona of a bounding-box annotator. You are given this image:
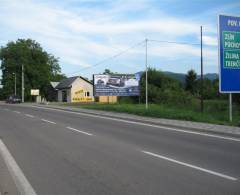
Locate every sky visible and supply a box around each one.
[0,0,240,79]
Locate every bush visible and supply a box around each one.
[140,68,193,106]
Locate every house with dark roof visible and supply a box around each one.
[44,81,60,102]
[55,76,94,102]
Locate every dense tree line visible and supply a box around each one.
[185,69,228,100]
[139,68,191,106]
[0,39,65,100]
[120,68,235,106]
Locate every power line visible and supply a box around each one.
[148,39,200,46]
[68,40,145,76]
[67,38,208,76]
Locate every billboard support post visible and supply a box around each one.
[229,93,232,122]
[145,38,148,110]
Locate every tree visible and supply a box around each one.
[51,73,67,82]
[0,39,63,100]
[140,68,192,106]
[185,69,197,95]
[103,69,114,74]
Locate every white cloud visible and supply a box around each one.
[0,0,219,76]
[202,35,218,46]
[147,42,217,59]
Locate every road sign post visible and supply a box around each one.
[218,15,240,122]
[229,93,232,122]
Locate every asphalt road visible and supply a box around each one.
[0,103,240,195]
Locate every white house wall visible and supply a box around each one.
[67,89,71,102]
[57,89,71,102]
[57,90,62,102]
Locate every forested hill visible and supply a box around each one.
[136,71,218,83]
[163,71,218,83]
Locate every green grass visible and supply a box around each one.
[55,100,240,126]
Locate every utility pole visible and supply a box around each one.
[145,38,148,109]
[200,26,204,113]
[13,73,16,95]
[22,64,24,103]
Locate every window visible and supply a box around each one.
[84,91,90,97]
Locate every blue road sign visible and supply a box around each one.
[219,15,240,93]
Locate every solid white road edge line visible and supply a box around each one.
[66,126,93,136]
[13,111,21,114]
[32,106,240,143]
[41,118,56,124]
[0,139,37,195]
[142,150,238,181]
[25,114,34,118]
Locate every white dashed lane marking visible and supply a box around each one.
[25,114,34,118]
[41,119,56,124]
[66,126,93,136]
[142,150,238,181]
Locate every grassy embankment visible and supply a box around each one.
[56,100,240,126]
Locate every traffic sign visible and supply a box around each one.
[219,15,240,93]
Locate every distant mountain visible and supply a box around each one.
[163,71,218,83]
[200,73,218,81]
[163,71,186,83]
[135,71,218,83]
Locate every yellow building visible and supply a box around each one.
[55,76,118,103]
[56,76,94,103]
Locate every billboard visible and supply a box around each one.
[219,15,240,93]
[30,89,39,96]
[93,74,140,96]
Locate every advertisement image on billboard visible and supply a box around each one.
[93,74,140,96]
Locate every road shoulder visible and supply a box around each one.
[30,103,240,137]
[0,146,19,195]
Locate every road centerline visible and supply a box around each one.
[41,118,56,124]
[142,150,238,181]
[66,126,93,136]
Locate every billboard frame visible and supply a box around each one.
[93,74,140,97]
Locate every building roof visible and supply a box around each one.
[55,76,92,90]
[55,76,78,89]
[80,76,93,85]
[50,82,59,89]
